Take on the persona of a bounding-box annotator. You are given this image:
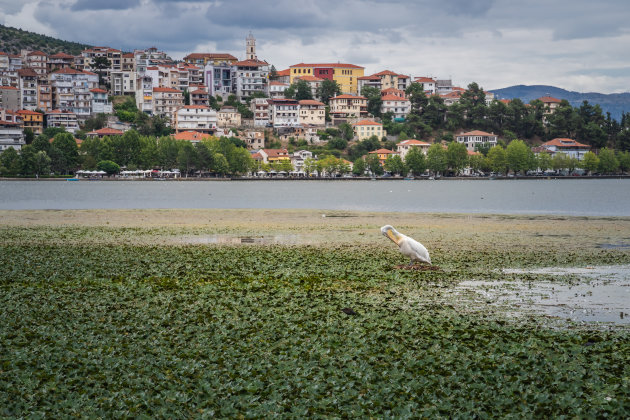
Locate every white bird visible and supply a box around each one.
[381,225,431,266]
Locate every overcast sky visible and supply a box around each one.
[1,0,629,93]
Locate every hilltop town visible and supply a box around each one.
[1,32,629,178]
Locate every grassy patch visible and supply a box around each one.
[0,211,629,417]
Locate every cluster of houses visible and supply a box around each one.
[0,33,592,169]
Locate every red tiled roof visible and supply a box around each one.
[542,138,590,148]
[181,105,211,109]
[17,68,38,77]
[296,75,324,82]
[467,150,482,156]
[298,99,325,106]
[332,94,367,100]
[276,69,290,76]
[263,148,289,158]
[354,120,382,126]
[290,62,364,69]
[88,127,123,136]
[191,89,208,94]
[415,77,435,83]
[440,91,463,99]
[358,75,380,80]
[372,70,399,77]
[52,68,97,76]
[173,131,213,141]
[369,148,395,154]
[184,53,238,61]
[457,130,496,137]
[269,81,288,86]
[90,88,108,93]
[122,53,134,58]
[381,94,409,101]
[153,87,182,93]
[398,139,430,146]
[539,96,561,103]
[17,109,43,115]
[0,85,18,90]
[49,52,75,59]
[233,59,268,67]
[27,50,47,56]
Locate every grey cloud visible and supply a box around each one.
[71,0,140,11]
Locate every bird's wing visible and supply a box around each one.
[401,236,430,263]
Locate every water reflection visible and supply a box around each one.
[457,265,630,325]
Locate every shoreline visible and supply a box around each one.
[1,175,629,181]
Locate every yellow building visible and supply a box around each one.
[353,120,384,140]
[17,109,44,135]
[289,63,364,94]
[368,148,397,166]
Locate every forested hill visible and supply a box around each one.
[490,85,630,122]
[0,24,91,55]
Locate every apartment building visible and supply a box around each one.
[152,87,183,123]
[353,120,384,140]
[298,99,325,126]
[380,94,410,120]
[217,106,242,128]
[47,52,75,72]
[232,59,269,99]
[24,50,47,76]
[17,68,38,110]
[250,97,270,126]
[17,109,44,135]
[357,70,411,93]
[329,94,368,121]
[45,110,79,134]
[0,85,19,111]
[289,62,364,94]
[268,98,300,127]
[90,88,113,114]
[50,68,99,119]
[174,105,217,134]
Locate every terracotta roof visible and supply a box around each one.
[184,53,238,61]
[369,148,395,154]
[233,59,268,67]
[499,99,511,104]
[372,70,399,77]
[398,139,430,146]
[263,148,289,158]
[181,105,211,109]
[173,131,213,141]
[354,120,382,126]
[381,87,405,94]
[0,85,18,90]
[452,87,465,91]
[17,109,43,115]
[276,69,290,76]
[48,137,82,145]
[296,75,324,82]
[17,68,38,77]
[398,75,409,79]
[269,98,298,105]
[542,138,590,148]
[49,52,75,59]
[539,96,561,103]
[440,91,463,99]
[90,88,108,93]
[332,94,367,100]
[381,94,409,101]
[52,68,97,76]
[153,87,182,93]
[290,62,364,69]
[190,89,208,94]
[415,77,435,83]
[467,150,482,156]
[27,50,47,56]
[122,53,134,58]
[298,99,325,106]
[457,130,496,137]
[358,75,380,80]
[269,81,288,86]
[88,127,124,136]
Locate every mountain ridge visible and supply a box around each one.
[0,24,91,56]
[489,84,630,121]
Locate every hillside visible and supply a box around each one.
[490,85,630,122]
[0,24,91,56]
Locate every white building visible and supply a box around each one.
[217,106,242,128]
[0,111,25,151]
[269,81,288,99]
[268,98,300,127]
[414,77,437,95]
[380,94,410,120]
[539,138,591,160]
[45,110,79,134]
[17,68,38,110]
[251,98,270,127]
[455,130,498,152]
[111,71,136,96]
[298,99,325,126]
[397,139,431,160]
[90,88,113,114]
[135,75,154,114]
[152,87,183,123]
[232,59,269,99]
[49,68,99,119]
[174,105,217,134]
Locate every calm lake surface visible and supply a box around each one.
[1,179,629,216]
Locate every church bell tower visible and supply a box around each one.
[246,32,257,61]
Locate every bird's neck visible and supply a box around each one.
[387,230,401,245]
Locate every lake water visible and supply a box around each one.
[1,179,630,216]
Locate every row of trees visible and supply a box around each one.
[371,82,630,151]
[350,141,630,178]
[0,130,257,177]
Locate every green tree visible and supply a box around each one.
[92,56,111,87]
[177,141,198,176]
[404,146,427,176]
[338,123,354,141]
[597,148,619,174]
[352,157,366,176]
[32,134,51,154]
[96,160,120,176]
[316,79,342,105]
[196,141,215,172]
[361,86,382,117]
[617,150,630,173]
[446,141,468,175]
[157,136,179,169]
[506,139,532,175]
[51,132,79,174]
[0,147,22,176]
[33,150,51,177]
[426,143,447,175]
[304,157,317,175]
[24,127,35,144]
[487,146,508,175]
[581,151,599,174]
[212,153,229,176]
[365,153,384,176]
[536,152,552,172]
[384,154,405,175]
[293,79,313,100]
